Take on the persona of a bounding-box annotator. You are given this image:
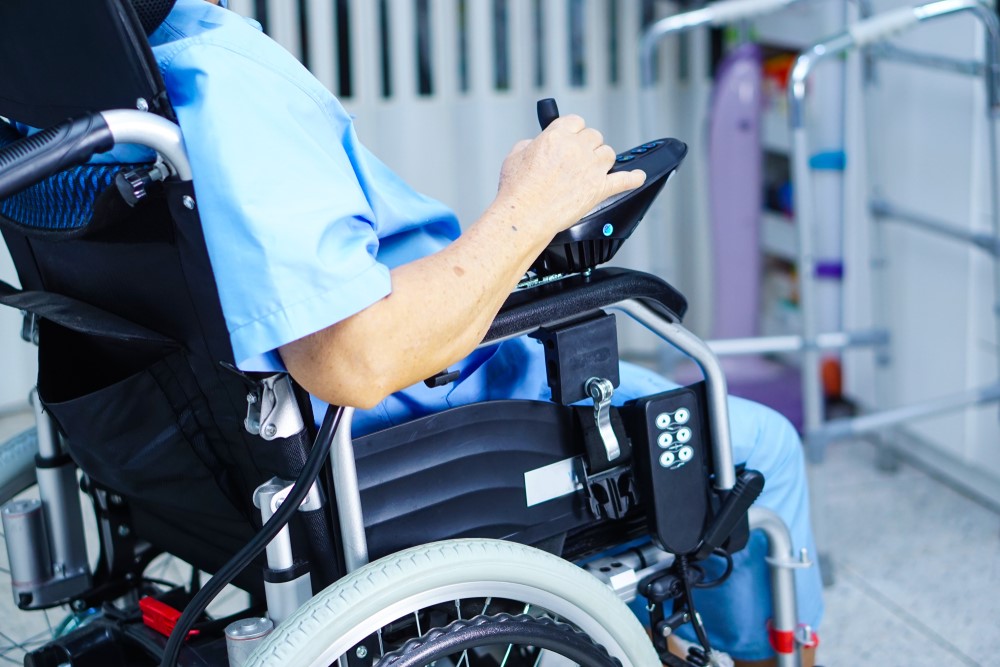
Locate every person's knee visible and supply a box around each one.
[726,396,803,473]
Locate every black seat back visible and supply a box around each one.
[0,0,339,595]
[0,0,175,128]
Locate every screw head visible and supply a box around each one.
[182,195,196,210]
[263,424,278,438]
[136,97,149,112]
[355,646,368,659]
[117,525,131,537]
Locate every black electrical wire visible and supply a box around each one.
[160,405,345,667]
[693,548,734,589]
[675,555,713,658]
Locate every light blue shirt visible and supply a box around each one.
[149,0,541,433]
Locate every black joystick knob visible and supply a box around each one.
[537,98,560,130]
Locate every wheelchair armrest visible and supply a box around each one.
[484,267,688,345]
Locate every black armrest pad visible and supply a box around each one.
[484,268,687,344]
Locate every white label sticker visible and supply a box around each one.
[524,457,583,507]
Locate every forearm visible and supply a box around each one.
[279,115,645,409]
[279,198,550,408]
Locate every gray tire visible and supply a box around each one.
[0,427,37,505]
[247,538,659,667]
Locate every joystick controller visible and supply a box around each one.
[531,98,687,277]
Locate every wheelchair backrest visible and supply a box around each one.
[0,0,341,594]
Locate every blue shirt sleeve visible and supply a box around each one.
[161,40,394,371]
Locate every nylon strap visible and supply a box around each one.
[0,276,174,344]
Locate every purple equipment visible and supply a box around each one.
[679,43,803,428]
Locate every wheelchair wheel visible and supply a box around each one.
[246,538,659,667]
[0,427,38,505]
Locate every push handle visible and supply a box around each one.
[0,114,114,201]
[537,98,560,130]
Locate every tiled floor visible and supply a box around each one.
[1,410,998,665]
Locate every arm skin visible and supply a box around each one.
[279,115,646,409]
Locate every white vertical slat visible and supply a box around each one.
[544,0,570,93]
[345,1,380,114]
[305,0,337,92]
[431,0,460,98]
[467,0,493,96]
[389,0,418,100]
[509,0,534,94]
[266,0,301,59]
[227,0,253,19]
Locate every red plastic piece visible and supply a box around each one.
[766,620,795,655]
[139,597,199,640]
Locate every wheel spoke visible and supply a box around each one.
[499,643,514,667]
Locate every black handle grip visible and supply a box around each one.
[537,98,560,130]
[0,114,114,201]
[696,469,765,560]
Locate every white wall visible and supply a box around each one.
[0,245,35,413]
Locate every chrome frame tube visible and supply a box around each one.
[871,198,1000,255]
[612,300,737,491]
[749,507,805,667]
[706,329,889,357]
[639,0,806,87]
[329,407,369,572]
[99,109,193,180]
[871,42,987,77]
[29,390,88,578]
[815,382,1000,444]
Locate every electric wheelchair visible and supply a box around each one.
[0,1,813,665]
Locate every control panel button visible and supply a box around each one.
[657,432,673,448]
[655,413,671,429]
[676,427,692,444]
[673,408,690,424]
[678,446,694,462]
[659,451,676,468]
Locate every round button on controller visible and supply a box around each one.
[659,451,675,468]
[655,413,671,429]
[673,408,690,424]
[676,427,692,444]
[657,432,673,448]
[678,446,694,462]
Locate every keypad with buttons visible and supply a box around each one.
[620,384,712,555]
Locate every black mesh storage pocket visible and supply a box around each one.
[37,320,238,520]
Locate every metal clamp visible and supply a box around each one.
[245,374,305,440]
[586,377,620,461]
[765,547,814,570]
[268,479,324,514]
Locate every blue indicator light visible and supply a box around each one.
[602,223,614,237]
